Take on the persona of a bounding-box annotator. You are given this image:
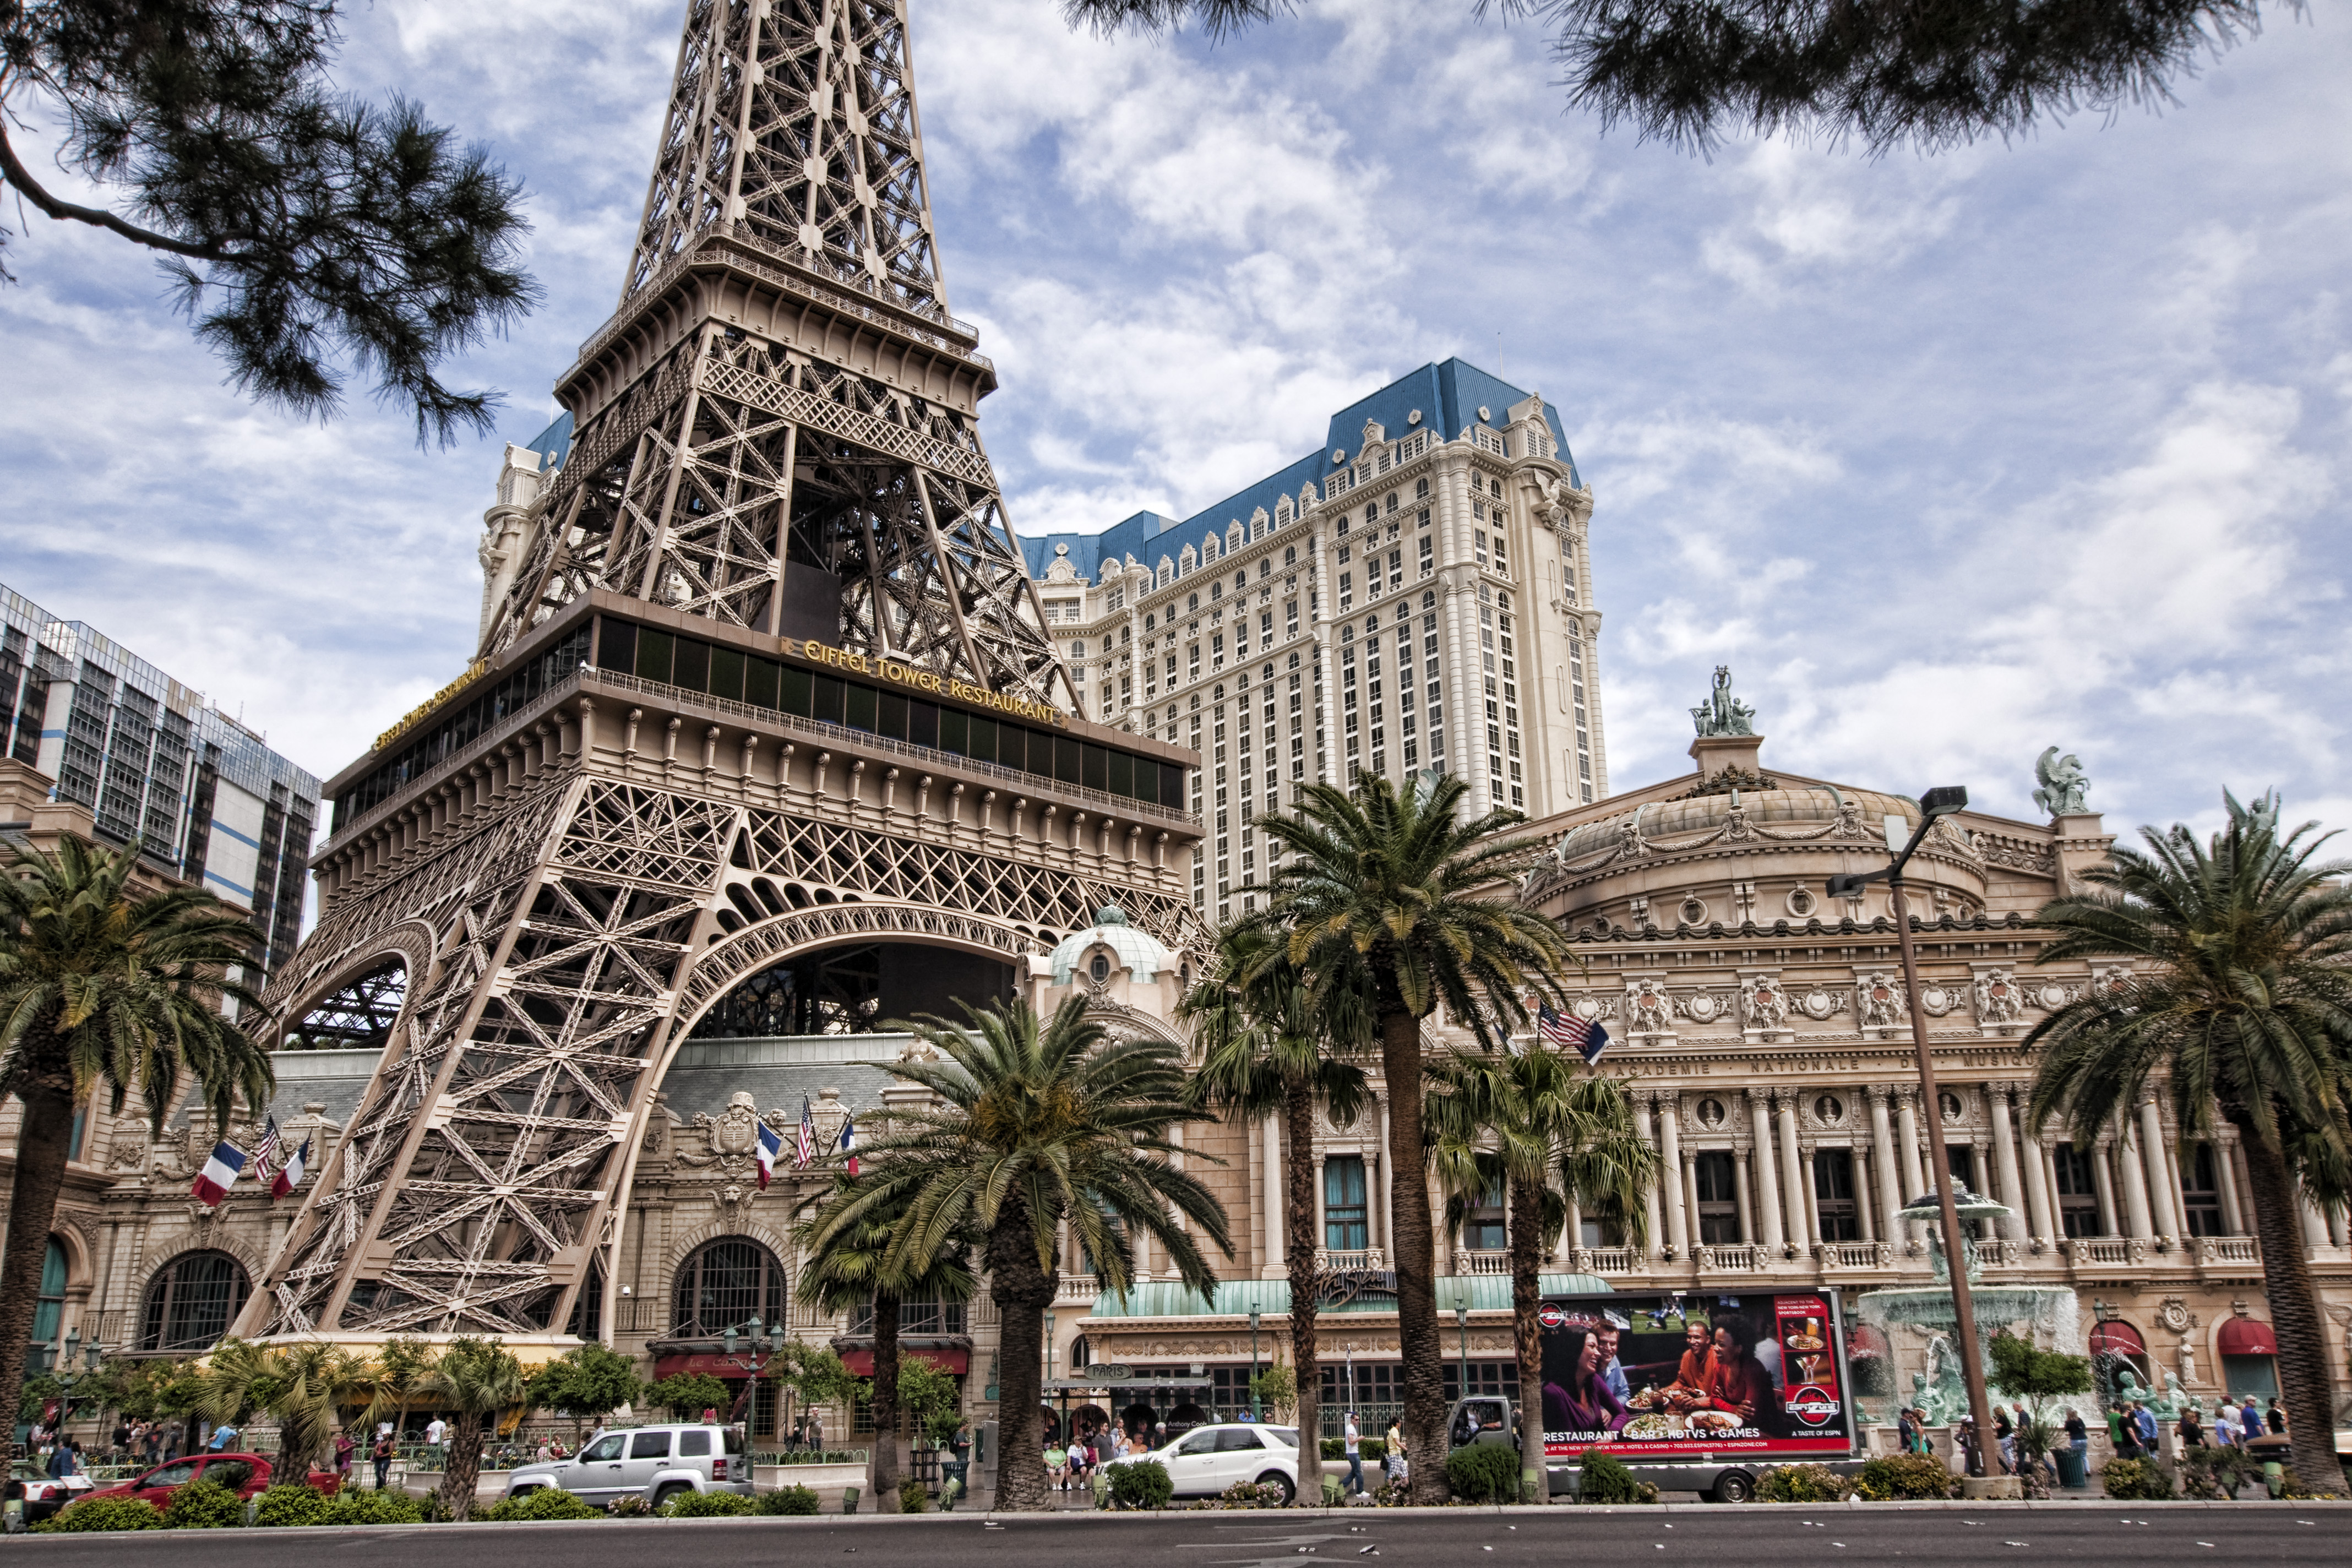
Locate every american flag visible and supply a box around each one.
[1538,1001,1610,1065]
[795,1097,816,1168]
[253,1117,282,1182]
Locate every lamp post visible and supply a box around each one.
[718,1315,787,1436]
[1248,1308,1261,1420]
[35,1330,105,1431]
[1453,1303,1471,1400]
[1828,785,1999,1477]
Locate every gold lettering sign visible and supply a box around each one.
[374,659,489,754]
[780,638,1068,728]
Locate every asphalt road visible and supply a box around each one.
[10,1506,2346,1567]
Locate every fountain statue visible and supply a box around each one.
[2153,1372,2189,1423]
[1856,1185,2086,1430]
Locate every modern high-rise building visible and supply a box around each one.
[0,581,323,976]
[1017,360,1605,923]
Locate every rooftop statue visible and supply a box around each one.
[2032,747,2090,816]
[1691,666,1757,738]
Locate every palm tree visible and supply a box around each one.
[1177,921,1369,1501]
[0,839,269,1434]
[795,1177,977,1503]
[362,1335,437,1448]
[1425,1046,1656,1502]
[1250,771,1569,1502]
[2024,793,2352,1498]
[415,1337,527,1520]
[802,996,1231,1511]
[195,1338,372,1477]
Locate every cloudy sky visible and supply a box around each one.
[6,0,2350,861]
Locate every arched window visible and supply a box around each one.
[671,1238,786,1336]
[142,1250,249,1352]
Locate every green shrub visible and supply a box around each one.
[481,1487,603,1521]
[895,1478,929,1513]
[608,1493,652,1517]
[253,1484,332,1527]
[35,1497,165,1532]
[2181,1447,2258,1500]
[659,1489,756,1518]
[1215,1478,1290,1508]
[1854,1454,1959,1501]
[164,1479,247,1529]
[1319,1437,1389,1460]
[321,1489,424,1525]
[756,1484,821,1516]
[2100,1458,2175,1501]
[1445,1442,1521,1503]
[1575,1449,1659,1505]
[1756,1463,1855,1503]
[1106,1459,1175,1511]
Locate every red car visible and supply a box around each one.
[79,1452,338,1510]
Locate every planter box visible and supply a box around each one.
[756,1461,868,1505]
[402,1469,516,1500]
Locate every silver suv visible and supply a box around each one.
[504,1424,752,1508]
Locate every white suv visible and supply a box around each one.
[503,1424,752,1509]
[1130,1422,1300,1502]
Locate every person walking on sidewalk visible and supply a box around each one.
[1343,1412,1365,1497]
[372,1431,394,1490]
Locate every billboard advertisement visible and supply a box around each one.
[1537,1289,1855,1461]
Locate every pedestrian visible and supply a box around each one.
[162,1423,181,1462]
[1897,1407,1919,1455]
[808,1412,824,1453]
[373,1430,395,1490]
[144,1422,164,1465]
[424,1414,447,1464]
[790,1415,807,1453]
[2132,1400,2159,1459]
[2239,1397,2264,1444]
[335,1428,355,1478]
[1993,1404,2016,1474]
[2265,1397,2286,1435]
[1384,1419,1408,1488]
[1343,1411,1365,1496]
[208,1420,239,1452]
[1045,1438,1068,1492]
[2176,1404,2206,1449]
[2064,1407,2088,1476]
[45,1441,75,1480]
[1956,1416,1982,1478]
[112,1417,132,1463]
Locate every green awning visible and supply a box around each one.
[1085,1272,1612,1319]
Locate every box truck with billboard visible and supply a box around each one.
[1445,1287,1864,1502]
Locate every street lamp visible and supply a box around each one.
[717,1314,787,1433]
[36,1330,105,1428]
[1828,785,1999,1473]
[1248,1308,1261,1420]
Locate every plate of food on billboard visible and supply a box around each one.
[1538,1291,1854,1460]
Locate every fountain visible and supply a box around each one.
[1853,1186,2084,1428]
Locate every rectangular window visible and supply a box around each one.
[707,644,744,702]
[1694,1151,1741,1243]
[2180,1143,2226,1237]
[1462,1180,1506,1251]
[2052,1142,2103,1237]
[635,627,674,685]
[844,681,878,732]
[811,673,846,725]
[1812,1149,1860,1242]
[1439,1362,1520,1408]
[673,636,710,693]
[1324,1156,1368,1250]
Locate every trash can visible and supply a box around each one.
[2054,1446,2089,1489]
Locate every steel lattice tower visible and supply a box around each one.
[236,0,1197,1343]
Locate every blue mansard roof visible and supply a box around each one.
[1016,358,1580,581]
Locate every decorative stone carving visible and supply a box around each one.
[1974,969,2024,1029]
[1796,988,1847,1021]
[1691,666,1758,738]
[1675,992,1730,1025]
[2033,747,2090,816]
[1623,979,1674,1039]
[1856,972,1907,1031]
[683,1091,765,1167]
[2090,964,2133,999]
[1740,975,1790,1034]
[1917,983,1958,1017]
[1566,994,1615,1023]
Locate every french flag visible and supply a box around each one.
[190,1140,246,1206]
[838,1113,858,1178]
[270,1138,311,1200]
[754,1119,783,1190]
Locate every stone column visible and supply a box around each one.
[2019,1112,2057,1248]
[1896,1088,1926,1206]
[1855,1150,1877,1243]
[2213,1136,2245,1235]
[2116,1125,2156,1240]
[1657,1095,1690,1260]
[1989,1086,2030,1244]
[1634,1095,1665,1258]
[1777,1093,1810,1254]
[1749,1090,1785,1252]
[2091,1140,2121,1237]
[1732,1145,1756,1250]
[1378,1098,1394,1256]
[1264,1118,1284,1276]
[1684,1154,1706,1254]
[1868,1087,1904,1243]
[2137,1095,2180,1242]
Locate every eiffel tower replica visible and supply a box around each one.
[235,0,1200,1342]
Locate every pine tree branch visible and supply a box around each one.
[0,121,235,262]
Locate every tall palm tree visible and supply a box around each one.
[1425,1046,1656,1502]
[795,1177,977,1502]
[2024,793,2352,1498]
[1178,922,1369,1501]
[0,839,269,1434]
[415,1337,527,1520]
[1250,771,1569,1502]
[803,996,1231,1511]
[195,1337,372,1477]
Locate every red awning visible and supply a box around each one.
[2089,1321,2147,1358]
[2217,1319,2278,1356]
[652,1354,756,1379]
[839,1347,968,1376]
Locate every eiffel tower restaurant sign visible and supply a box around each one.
[783,636,1070,728]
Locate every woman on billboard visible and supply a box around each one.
[1701,1315,1785,1436]
[1542,1324,1632,1438]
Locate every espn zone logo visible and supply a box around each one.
[1784,1386,1842,1427]
[1537,1305,1567,1330]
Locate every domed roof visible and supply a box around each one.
[1049,904,1174,987]
[1548,782,1940,870]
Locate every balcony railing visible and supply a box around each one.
[1697,1244,1764,1272]
[1458,1250,1512,1275]
[1580,1246,1641,1275]
[1057,1273,1103,1303]
[1315,1248,1388,1272]
[2197,1235,2260,1266]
